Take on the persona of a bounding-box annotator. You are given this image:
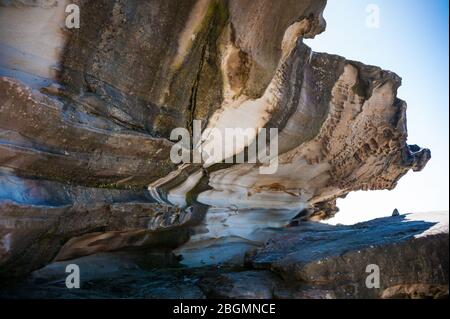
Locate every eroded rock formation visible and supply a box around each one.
[0,213,447,299]
[0,0,443,296]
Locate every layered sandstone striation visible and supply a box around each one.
[0,0,443,295]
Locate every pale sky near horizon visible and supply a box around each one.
[305,0,449,224]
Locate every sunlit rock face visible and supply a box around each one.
[0,0,432,277]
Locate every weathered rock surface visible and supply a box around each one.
[0,77,176,188]
[0,199,202,277]
[0,251,206,299]
[248,214,449,299]
[0,0,441,297]
[0,213,447,299]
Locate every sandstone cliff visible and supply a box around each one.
[0,0,446,298]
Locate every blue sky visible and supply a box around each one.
[305,0,449,223]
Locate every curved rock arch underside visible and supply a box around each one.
[0,0,434,281]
